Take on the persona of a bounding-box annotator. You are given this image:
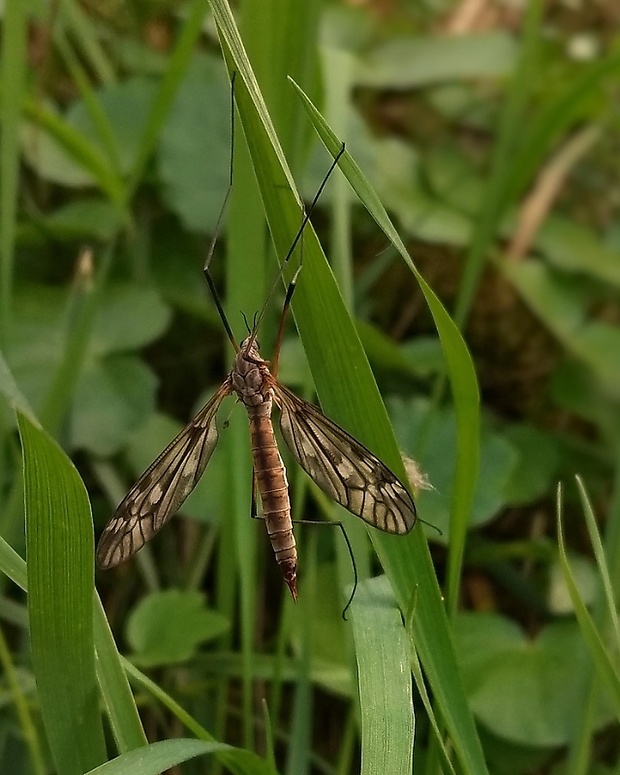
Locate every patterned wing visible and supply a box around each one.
[96,382,231,569]
[273,384,416,534]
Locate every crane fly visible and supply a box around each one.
[96,139,417,602]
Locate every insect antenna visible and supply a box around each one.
[203,71,238,352]
[241,310,252,335]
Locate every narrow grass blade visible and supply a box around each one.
[575,476,620,642]
[93,597,149,754]
[0,624,46,774]
[0,351,147,754]
[18,411,107,775]
[84,739,237,775]
[0,0,27,346]
[406,594,457,775]
[0,347,36,424]
[23,98,125,205]
[350,577,414,775]
[556,483,620,719]
[122,659,274,775]
[288,77,480,613]
[286,78,485,774]
[124,0,207,203]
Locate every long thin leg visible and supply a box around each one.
[203,71,238,351]
[271,144,347,377]
[271,265,300,378]
[278,144,346,278]
[250,467,259,519]
[288,518,358,620]
[249,143,347,344]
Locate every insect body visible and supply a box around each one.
[233,336,297,599]
[96,330,417,600]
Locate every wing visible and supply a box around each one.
[273,384,416,534]
[96,381,231,569]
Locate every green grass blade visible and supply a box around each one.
[54,29,123,175]
[209,3,485,772]
[289,76,484,775]
[121,659,273,775]
[84,739,238,775]
[0,623,46,774]
[18,411,107,775]
[0,534,27,589]
[575,476,620,642]
[407,631,456,775]
[223,0,321,753]
[0,0,27,347]
[59,0,116,85]
[0,347,36,423]
[23,98,125,206]
[1,353,147,755]
[350,578,414,775]
[556,483,620,719]
[124,0,207,203]
[240,0,320,172]
[455,0,544,325]
[289,79,480,613]
[93,597,148,754]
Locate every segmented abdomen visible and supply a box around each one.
[248,408,297,601]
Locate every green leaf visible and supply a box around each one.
[18,411,107,774]
[20,100,124,203]
[41,197,125,241]
[548,553,598,615]
[126,589,230,667]
[571,322,620,395]
[90,285,171,356]
[502,424,562,506]
[505,261,620,396]
[389,398,517,534]
[454,612,613,746]
[11,283,168,453]
[355,32,518,88]
[12,283,169,366]
[70,356,157,456]
[68,77,159,176]
[158,53,232,233]
[501,259,587,338]
[371,138,472,245]
[536,216,620,287]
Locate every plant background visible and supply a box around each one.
[1,0,619,774]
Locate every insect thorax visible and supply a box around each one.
[232,338,273,409]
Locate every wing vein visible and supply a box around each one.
[96,381,231,568]
[273,384,416,534]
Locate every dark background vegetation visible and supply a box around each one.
[1,0,620,773]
